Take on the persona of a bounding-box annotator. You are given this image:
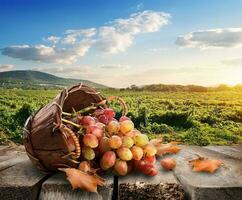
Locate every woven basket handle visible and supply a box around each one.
[107,96,128,116]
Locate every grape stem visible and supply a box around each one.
[75,105,97,115]
[62,112,72,116]
[62,105,97,117]
[61,118,81,129]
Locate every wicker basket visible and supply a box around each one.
[23,84,107,172]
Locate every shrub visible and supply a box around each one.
[140,123,174,134]
[227,110,242,123]
[149,111,195,129]
[13,104,34,126]
[182,127,211,146]
[200,114,220,126]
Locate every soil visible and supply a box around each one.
[119,182,185,200]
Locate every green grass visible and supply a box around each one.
[0,88,241,145]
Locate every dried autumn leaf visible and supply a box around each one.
[189,157,222,173]
[59,168,105,192]
[150,138,163,148]
[157,143,181,156]
[169,141,181,145]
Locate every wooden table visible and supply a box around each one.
[0,145,241,200]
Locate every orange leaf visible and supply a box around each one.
[158,144,181,156]
[169,141,181,145]
[59,168,105,192]
[150,138,163,148]
[189,157,222,173]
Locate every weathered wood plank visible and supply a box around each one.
[118,158,185,200]
[0,145,25,155]
[0,146,27,169]
[0,145,9,151]
[0,155,29,171]
[0,145,28,170]
[204,145,242,160]
[0,160,48,200]
[173,145,242,200]
[39,172,113,200]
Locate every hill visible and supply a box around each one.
[0,70,107,89]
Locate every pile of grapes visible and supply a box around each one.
[62,106,160,176]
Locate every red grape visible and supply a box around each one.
[95,122,106,130]
[83,134,98,148]
[117,147,133,161]
[136,160,158,176]
[103,108,115,120]
[114,160,128,176]
[120,120,134,135]
[143,144,157,157]
[127,161,134,173]
[98,137,111,154]
[106,120,120,135]
[160,158,176,170]
[109,135,122,149]
[86,125,103,139]
[143,155,156,164]
[98,114,109,125]
[78,161,90,172]
[131,146,143,161]
[119,116,131,122]
[80,116,96,126]
[100,151,116,170]
[147,167,158,176]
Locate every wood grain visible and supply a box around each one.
[0,160,48,200]
[39,172,113,200]
[173,145,242,200]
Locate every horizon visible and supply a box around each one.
[0,0,242,87]
[1,69,242,88]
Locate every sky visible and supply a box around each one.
[0,0,242,88]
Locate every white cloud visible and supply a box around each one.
[96,26,133,53]
[0,64,15,72]
[96,10,170,54]
[46,36,60,44]
[1,10,170,63]
[65,28,96,38]
[62,28,96,44]
[99,64,129,69]
[176,28,242,49]
[62,34,77,45]
[1,40,93,64]
[136,3,144,11]
[115,11,170,34]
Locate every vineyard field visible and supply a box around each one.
[0,88,241,145]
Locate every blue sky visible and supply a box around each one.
[0,0,242,87]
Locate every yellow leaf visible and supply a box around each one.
[158,143,181,156]
[59,168,105,192]
[150,138,163,148]
[189,157,222,173]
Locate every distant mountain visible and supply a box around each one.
[0,70,107,89]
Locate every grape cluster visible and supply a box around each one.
[64,108,159,176]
